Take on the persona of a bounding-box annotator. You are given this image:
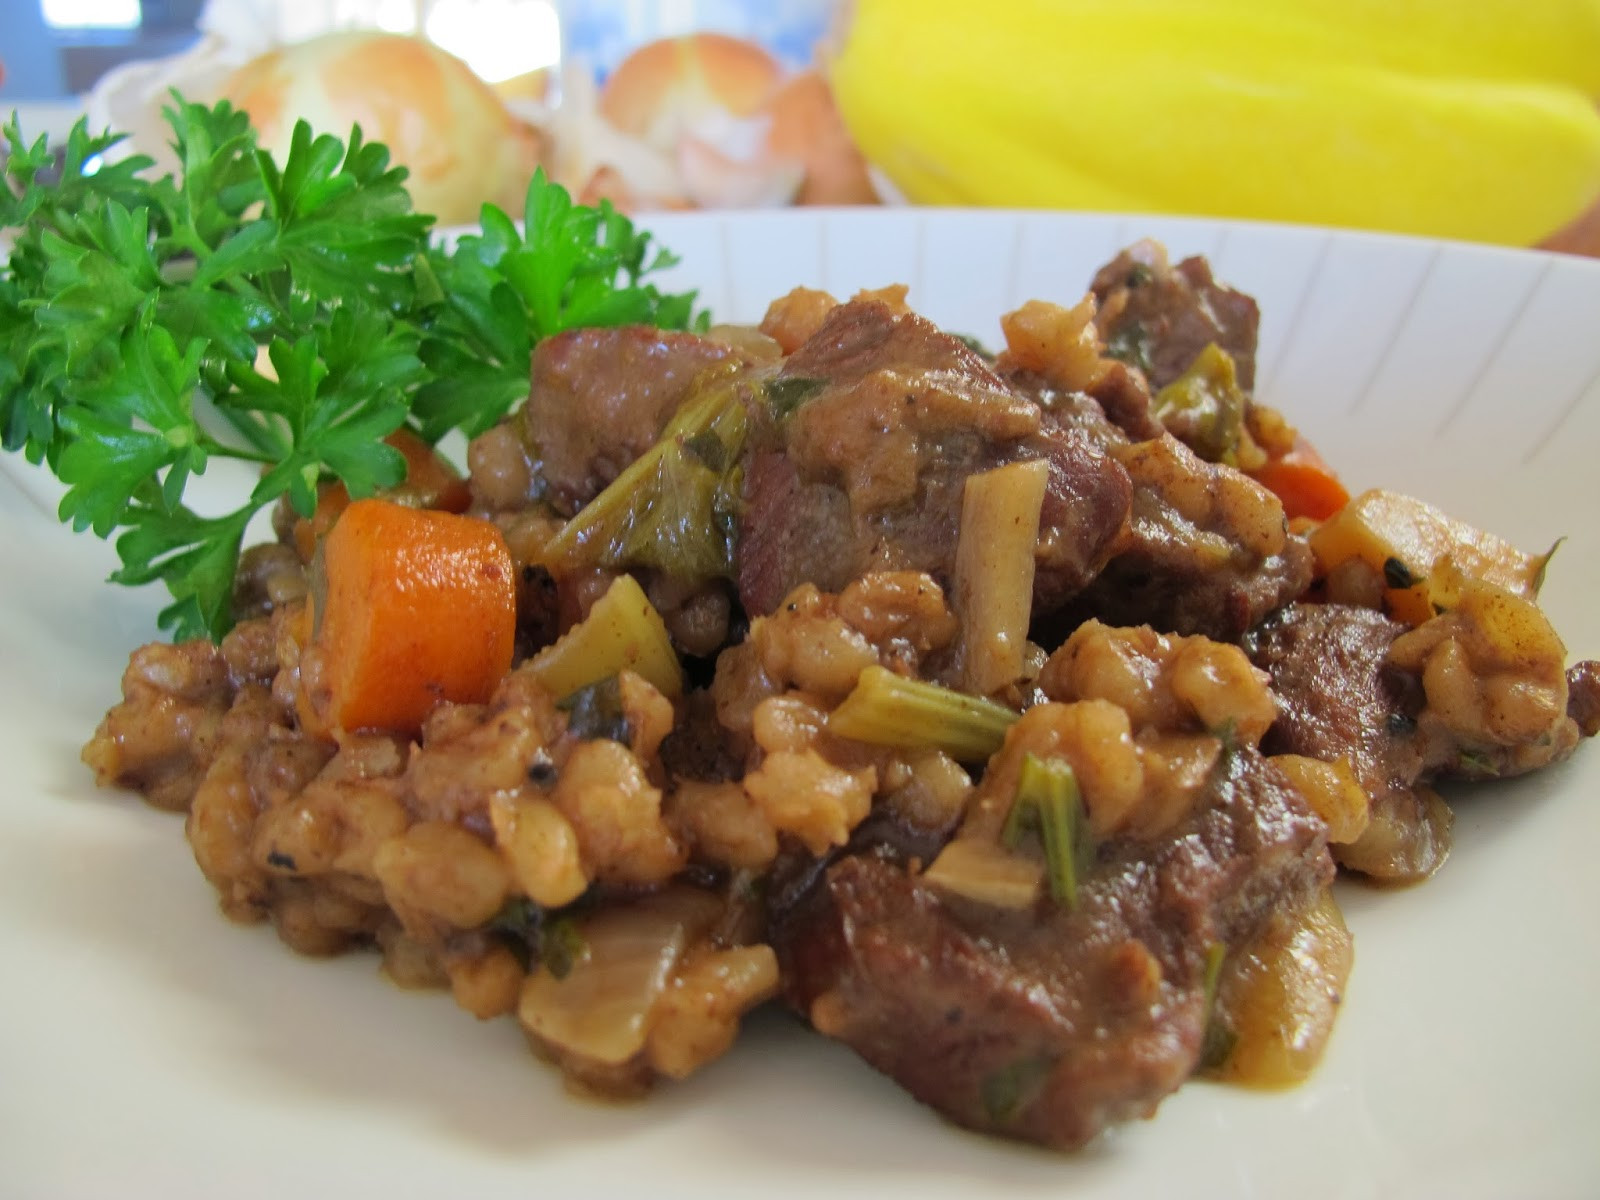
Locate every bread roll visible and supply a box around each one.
[599,33,786,151]
[222,31,542,225]
[586,34,878,210]
[766,70,880,206]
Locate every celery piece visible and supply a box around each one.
[527,573,683,700]
[827,665,1018,762]
[544,362,749,582]
[1152,342,1246,465]
[1002,753,1088,908]
[951,458,1049,695]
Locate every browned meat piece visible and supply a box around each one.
[738,450,858,612]
[1570,660,1600,737]
[1062,435,1313,643]
[749,413,1130,621]
[1086,359,1166,441]
[737,300,1132,618]
[1066,531,1312,646]
[994,258,1302,640]
[522,326,743,516]
[1000,378,1158,617]
[659,689,747,784]
[1253,602,1599,883]
[1001,358,1166,447]
[1092,240,1261,392]
[780,294,1003,384]
[1031,425,1135,611]
[772,747,1332,1150]
[1249,605,1418,777]
[1247,603,1447,881]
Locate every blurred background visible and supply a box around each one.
[4,0,1600,251]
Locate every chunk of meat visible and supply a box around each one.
[1030,425,1134,611]
[780,296,1006,387]
[997,260,1303,640]
[1092,240,1261,392]
[1570,660,1600,738]
[1064,435,1313,642]
[1086,359,1166,442]
[995,298,1166,443]
[1247,603,1443,882]
[738,450,859,612]
[772,747,1332,1150]
[1249,606,1417,777]
[523,326,743,516]
[737,301,1131,619]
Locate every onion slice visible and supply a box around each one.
[519,887,721,1065]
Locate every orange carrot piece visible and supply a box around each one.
[307,498,516,736]
[291,429,473,563]
[1248,434,1350,522]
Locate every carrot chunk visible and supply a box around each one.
[290,430,472,564]
[307,498,515,736]
[1247,433,1350,522]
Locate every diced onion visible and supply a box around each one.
[518,888,718,1065]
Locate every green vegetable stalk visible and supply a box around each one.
[542,363,749,582]
[1002,752,1089,908]
[827,665,1018,762]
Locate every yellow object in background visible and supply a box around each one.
[829,0,1600,245]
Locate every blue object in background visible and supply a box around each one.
[2,1,70,99]
[561,0,835,80]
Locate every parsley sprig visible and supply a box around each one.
[1,95,702,641]
[414,167,701,442]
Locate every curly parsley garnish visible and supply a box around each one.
[1,94,702,642]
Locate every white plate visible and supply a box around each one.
[3,210,1598,1199]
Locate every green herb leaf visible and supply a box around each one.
[765,375,827,419]
[1382,556,1419,590]
[556,675,634,744]
[539,916,586,981]
[110,504,254,641]
[415,169,706,441]
[56,312,209,536]
[2,96,708,643]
